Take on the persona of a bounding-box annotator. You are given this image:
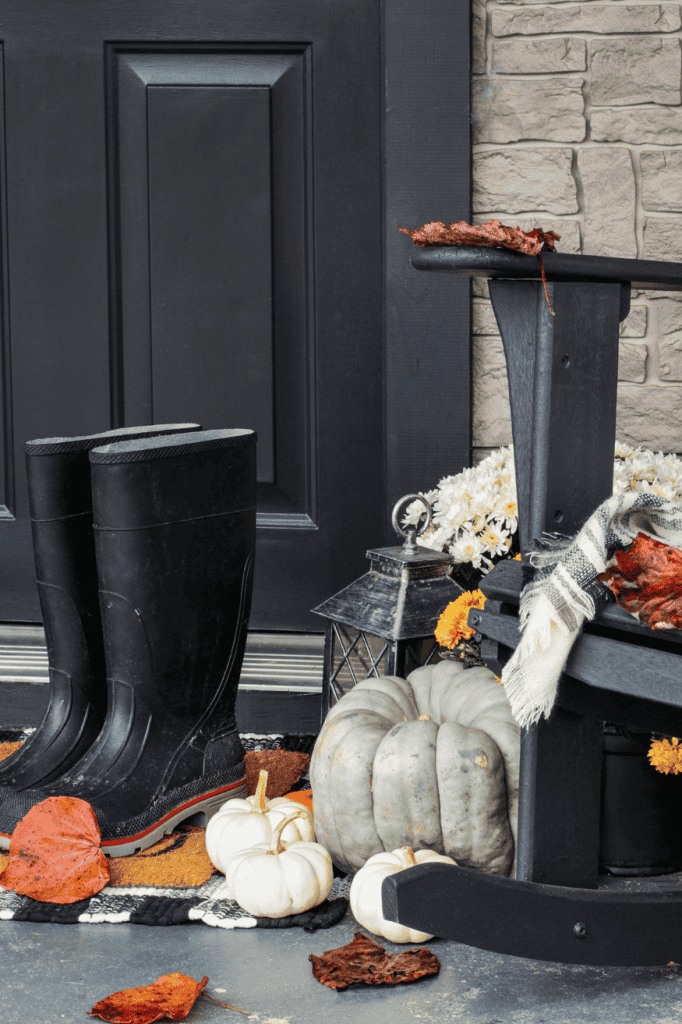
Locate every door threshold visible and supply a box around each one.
[0,627,324,733]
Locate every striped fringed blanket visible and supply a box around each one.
[501,492,682,729]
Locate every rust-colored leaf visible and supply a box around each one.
[0,795,109,903]
[597,532,682,630]
[398,218,560,255]
[89,973,208,1024]
[309,931,440,990]
[244,749,310,798]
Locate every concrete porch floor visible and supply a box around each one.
[4,909,682,1024]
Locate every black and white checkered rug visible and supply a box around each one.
[0,731,352,930]
[0,872,351,929]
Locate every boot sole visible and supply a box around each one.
[101,779,248,858]
[0,779,247,858]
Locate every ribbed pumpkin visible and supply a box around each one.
[310,660,520,876]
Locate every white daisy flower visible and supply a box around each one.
[449,530,492,570]
[480,521,511,558]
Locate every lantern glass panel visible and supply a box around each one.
[400,636,440,678]
[328,624,390,703]
[327,622,441,707]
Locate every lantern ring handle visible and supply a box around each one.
[391,494,433,539]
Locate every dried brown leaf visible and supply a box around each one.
[309,931,440,990]
[398,218,559,254]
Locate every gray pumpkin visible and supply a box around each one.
[310,660,520,876]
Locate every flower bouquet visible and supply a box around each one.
[401,445,519,593]
[409,441,682,773]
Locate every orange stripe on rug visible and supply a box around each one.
[107,825,217,888]
[0,741,23,762]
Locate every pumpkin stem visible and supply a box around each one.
[402,847,418,867]
[254,769,269,813]
[418,714,433,721]
[268,808,307,855]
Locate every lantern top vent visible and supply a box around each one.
[311,495,460,639]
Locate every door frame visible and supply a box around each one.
[384,0,472,507]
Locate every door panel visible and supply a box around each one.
[148,84,275,482]
[114,50,311,514]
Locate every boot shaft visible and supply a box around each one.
[26,424,202,521]
[25,424,203,685]
[89,428,257,725]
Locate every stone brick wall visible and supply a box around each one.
[471,0,682,463]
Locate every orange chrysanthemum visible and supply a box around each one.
[648,737,682,775]
[434,590,486,649]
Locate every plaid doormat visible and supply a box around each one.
[0,732,351,929]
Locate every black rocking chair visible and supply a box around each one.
[381,246,682,966]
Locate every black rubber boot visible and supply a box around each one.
[0,424,201,793]
[0,428,256,855]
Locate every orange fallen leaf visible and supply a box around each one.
[0,795,109,903]
[597,532,682,631]
[89,973,209,1024]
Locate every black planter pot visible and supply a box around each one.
[600,728,682,876]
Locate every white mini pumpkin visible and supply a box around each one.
[223,808,333,918]
[350,846,457,943]
[205,769,314,881]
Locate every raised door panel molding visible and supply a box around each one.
[107,48,314,524]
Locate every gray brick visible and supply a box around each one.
[493,4,681,36]
[473,148,578,214]
[492,37,586,74]
[643,218,682,261]
[619,306,648,338]
[660,333,682,380]
[472,0,487,75]
[618,341,648,382]
[591,38,681,106]
[473,77,585,143]
[649,296,682,334]
[616,384,682,449]
[578,148,637,257]
[641,150,682,211]
[473,336,512,448]
[592,106,682,145]
[472,300,500,336]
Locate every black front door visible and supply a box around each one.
[0,0,471,629]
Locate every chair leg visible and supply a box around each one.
[516,702,603,888]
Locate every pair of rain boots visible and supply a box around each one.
[0,424,256,856]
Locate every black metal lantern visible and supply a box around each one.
[312,494,463,721]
